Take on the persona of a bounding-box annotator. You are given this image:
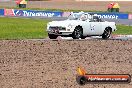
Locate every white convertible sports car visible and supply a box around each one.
[47,12,117,39]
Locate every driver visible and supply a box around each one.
[80,14,87,21]
[93,16,100,22]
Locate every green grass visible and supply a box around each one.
[0,17,49,39]
[113,25,132,35]
[0,17,132,40]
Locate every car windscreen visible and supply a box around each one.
[68,13,82,20]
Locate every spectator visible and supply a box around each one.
[107,3,114,12]
[15,0,22,5]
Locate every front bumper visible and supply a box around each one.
[47,26,73,36]
[48,31,73,36]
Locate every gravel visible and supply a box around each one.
[0,40,132,88]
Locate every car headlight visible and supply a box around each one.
[47,23,50,29]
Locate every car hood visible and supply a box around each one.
[48,20,81,27]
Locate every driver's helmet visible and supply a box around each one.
[93,16,100,22]
[80,14,87,21]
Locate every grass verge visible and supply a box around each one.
[114,25,132,35]
[0,17,49,39]
[0,17,131,40]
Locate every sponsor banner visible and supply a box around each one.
[4,9,129,19]
[4,9,15,16]
[62,12,71,17]
[4,9,63,17]
[128,14,132,19]
[92,13,128,19]
[62,12,128,19]
[77,67,131,85]
[0,9,4,16]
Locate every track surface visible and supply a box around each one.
[59,35,132,40]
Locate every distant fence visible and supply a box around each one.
[0,9,131,19]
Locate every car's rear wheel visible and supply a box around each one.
[48,33,58,39]
[72,27,83,39]
[102,28,111,39]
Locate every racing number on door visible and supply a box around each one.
[90,24,95,31]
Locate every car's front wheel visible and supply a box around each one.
[102,28,111,39]
[72,27,83,39]
[81,36,86,39]
[48,33,58,39]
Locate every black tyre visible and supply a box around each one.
[76,76,87,85]
[72,27,83,39]
[81,36,86,39]
[102,28,111,39]
[48,34,58,39]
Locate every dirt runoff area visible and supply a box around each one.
[0,40,132,88]
[27,1,132,12]
[1,1,132,12]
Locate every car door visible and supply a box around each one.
[80,14,103,36]
[89,22,102,35]
[82,19,103,36]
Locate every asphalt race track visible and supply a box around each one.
[42,35,132,41]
